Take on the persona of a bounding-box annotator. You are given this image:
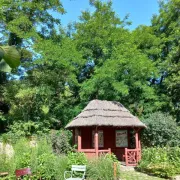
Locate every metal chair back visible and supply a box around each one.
[15,168,32,178]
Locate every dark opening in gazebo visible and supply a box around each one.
[66,100,146,166]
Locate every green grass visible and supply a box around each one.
[120,171,166,180]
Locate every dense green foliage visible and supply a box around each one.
[0,0,179,178]
[141,112,180,147]
[0,137,69,179]
[0,137,118,180]
[0,0,179,148]
[151,0,180,121]
[138,147,180,178]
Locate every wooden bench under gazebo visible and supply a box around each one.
[66,100,146,166]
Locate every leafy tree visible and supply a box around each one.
[75,0,159,115]
[74,0,131,81]
[132,26,170,114]
[0,0,65,82]
[132,25,161,63]
[80,42,160,115]
[132,0,180,121]
[0,0,67,132]
[0,0,65,45]
[151,0,180,121]
[2,34,85,134]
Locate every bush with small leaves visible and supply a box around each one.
[50,129,72,155]
[67,152,87,169]
[141,112,180,147]
[138,147,180,178]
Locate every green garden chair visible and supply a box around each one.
[64,165,86,180]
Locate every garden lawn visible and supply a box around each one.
[120,171,165,180]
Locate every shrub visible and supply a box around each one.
[87,155,120,180]
[141,112,180,147]
[50,129,72,155]
[105,153,119,162]
[67,152,87,169]
[138,147,180,178]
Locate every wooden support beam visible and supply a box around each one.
[78,129,81,152]
[138,132,142,161]
[128,129,131,148]
[73,129,75,146]
[138,133,141,149]
[135,131,139,149]
[135,131,140,163]
[94,127,98,157]
[125,148,128,166]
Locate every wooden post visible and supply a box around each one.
[135,131,139,149]
[138,132,141,149]
[94,127,98,157]
[73,129,75,146]
[135,131,139,163]
[138,132,141,161]
[125,148,128,166]
[113,162,117,180]
[78,129,81,152]
[128,129,131,148]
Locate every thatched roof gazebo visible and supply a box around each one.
[66,100,146,166]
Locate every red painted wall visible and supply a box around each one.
[78,127,133,161]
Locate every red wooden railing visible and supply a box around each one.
[124,148,141,166]
[79,148,111,158]
[98,148,111,156]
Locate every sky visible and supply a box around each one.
[59,0,160,30]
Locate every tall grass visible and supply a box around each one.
[14,138,32,169]
[54,155,68,180]
[87,155,120,180]
[0,150,15,174]
[0,142,16,174]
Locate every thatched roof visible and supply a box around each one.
[66,100,146,129]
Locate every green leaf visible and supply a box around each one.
[0,48,5,61]
[0,59,12,72]
[0,46,20,68]
[41,105,49,115]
